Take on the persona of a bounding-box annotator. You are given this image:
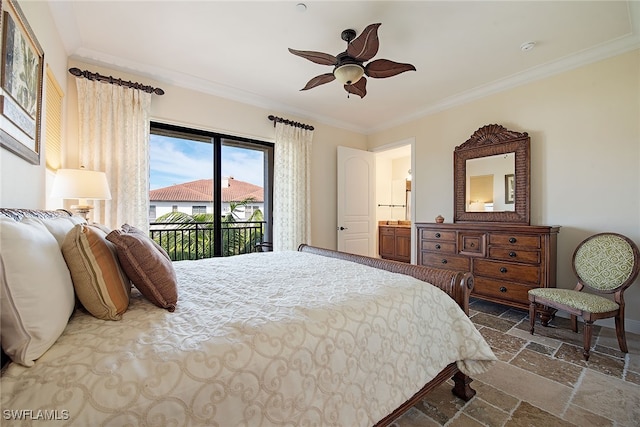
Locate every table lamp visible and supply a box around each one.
[51,168,112,220]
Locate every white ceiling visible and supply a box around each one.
[48,1,639,134]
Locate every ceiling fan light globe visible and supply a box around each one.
[334,64,364,85]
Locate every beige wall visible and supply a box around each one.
[367,50,640,327]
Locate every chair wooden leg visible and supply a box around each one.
[529,302,536,335]
[582,320,593,361]
[570,315,578,333]
[615,314,628,353]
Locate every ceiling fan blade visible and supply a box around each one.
[365,59,416,78]
[301,73,336,91]
[288,48,337,66]
[344,77,367,98]
[346,23,381,62]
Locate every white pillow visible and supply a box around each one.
[37,215,87,247]
[0,217,75,366]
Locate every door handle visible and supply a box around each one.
[338,226,348,231]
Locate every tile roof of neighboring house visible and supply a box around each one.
[149,178,264,203]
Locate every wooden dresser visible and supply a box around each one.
[379,224,411,263]
[416,222,560,310]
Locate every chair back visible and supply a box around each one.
[572,233,640,293]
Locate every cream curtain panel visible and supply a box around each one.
[273,122,313,251]
[76,79,151,231]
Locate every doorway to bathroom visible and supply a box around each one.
[373,139,414,262]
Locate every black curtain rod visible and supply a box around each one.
[268,115,314,131]
[68,67,165,95]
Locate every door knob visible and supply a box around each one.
[338,226,348,231]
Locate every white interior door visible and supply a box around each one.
[337,146,375,256]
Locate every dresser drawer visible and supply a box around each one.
[473,259,540,285]
[380,226,395,236]
[420,229,456,241]
[395,227,411,237]
[459,232,486,256]
[488,247,540,264]
[420,252,470,271]
[489,233,541,248]
[472,277,535,306]
[420,240,456,253]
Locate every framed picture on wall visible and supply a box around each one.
[505,173,515,204]
[0,0,44,165]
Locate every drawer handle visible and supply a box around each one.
[470,243,475,248]
[435,233,441,238]
[500,267,508,273]
[435,244,441,250]
[509,237,517,244]
[499,286,507,293]
[441,259,447,264]
[509,251,517,257]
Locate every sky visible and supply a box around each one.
[149,134,264,190]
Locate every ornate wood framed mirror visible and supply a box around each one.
[454,124,530,224]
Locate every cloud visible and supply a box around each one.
[222,146,263,185]
[150,134,264,189]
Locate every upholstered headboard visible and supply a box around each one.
[0,208,73,221]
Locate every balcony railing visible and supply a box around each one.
[149,221,266,261]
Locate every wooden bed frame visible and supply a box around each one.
[0,208,478,426]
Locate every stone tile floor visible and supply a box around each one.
[392,298,640,427]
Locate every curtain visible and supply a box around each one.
[273,122,313,251]
[76,79,151,231]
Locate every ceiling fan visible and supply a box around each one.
[289,23,416,98]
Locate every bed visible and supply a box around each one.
[0,208,495,426]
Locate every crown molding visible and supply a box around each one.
[368,33,640,134]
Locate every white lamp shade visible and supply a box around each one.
[51,168,112,201]
[333,64,364,85]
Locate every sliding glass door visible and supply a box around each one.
[149,122,273,259]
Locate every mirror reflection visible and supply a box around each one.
[466,153,515,212]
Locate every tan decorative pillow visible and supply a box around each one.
[62,224,131,320]
[106,224,178,311]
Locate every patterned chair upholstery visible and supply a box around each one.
[528,233,640,360]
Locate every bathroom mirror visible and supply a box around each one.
[454,124,530,224]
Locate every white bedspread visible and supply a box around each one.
[1,251,495,426]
